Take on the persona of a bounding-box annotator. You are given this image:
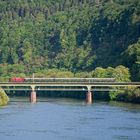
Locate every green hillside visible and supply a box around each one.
[0,0,140,81]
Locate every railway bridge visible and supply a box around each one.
[1,78,140,104]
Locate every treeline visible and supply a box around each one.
[0,0,140,80]
[0,64,130,81]
[0,0,140,103]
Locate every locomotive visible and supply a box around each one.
[10,77,25,82]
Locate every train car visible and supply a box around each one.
[10,77,25,82]
[24,77,116,83]
[9,77,116,83]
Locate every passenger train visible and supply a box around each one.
[9,77,116,83]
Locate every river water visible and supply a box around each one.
[0,97,140,140]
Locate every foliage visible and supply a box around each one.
[0,88,9,106]
[0,0,139,78]
[91,65,135,102]
[110,87,140,103]
[34,69,74,78]
[75,72,92,78]
[123,39,140,81]
[92,65,131,81]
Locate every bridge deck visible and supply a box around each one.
[0,82,140,87]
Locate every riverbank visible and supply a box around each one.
[109,87,140,104]
[0,88,9,106]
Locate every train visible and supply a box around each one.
[9,77,116,83]
[10,77,25,82]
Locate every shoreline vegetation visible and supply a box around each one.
[0,88,9,106]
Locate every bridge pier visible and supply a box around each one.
[30,86,36,103]
[86,86,92,104]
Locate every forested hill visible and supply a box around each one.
[0,0,140,81]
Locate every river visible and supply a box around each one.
[0,97,140,140]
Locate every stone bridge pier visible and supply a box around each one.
[30,85,36,103]
[86,86,92,104]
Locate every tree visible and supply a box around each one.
[112,65,131,82]
[123,39,140,81]
[92,67,107,78]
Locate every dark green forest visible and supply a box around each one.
[0,0,140,79]
[0,0,140,102]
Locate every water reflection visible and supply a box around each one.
[109,101,140,111]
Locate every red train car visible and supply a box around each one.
[10,77,25,82]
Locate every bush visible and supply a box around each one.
[0,88,9,106]
[109,87,140,103]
